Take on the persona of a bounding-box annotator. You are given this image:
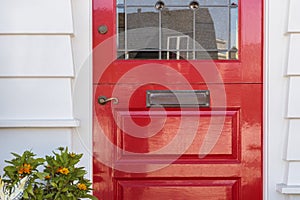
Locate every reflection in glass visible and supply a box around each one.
[117,0,239,60]
[161,8,194,58]
[230,4,238,59]
[126,0,229,6]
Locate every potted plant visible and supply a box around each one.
[0,147,98,200]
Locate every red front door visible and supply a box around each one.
[93,0,263,199]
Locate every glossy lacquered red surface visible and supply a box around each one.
[93,0,263,199]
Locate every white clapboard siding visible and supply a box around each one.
[0,78,73,120]
[287,77,300,118]
[286,120,300,160]
[0,0,73,34]
[286,162,300,185]
[0,119,79,128]
[278,0,300,195]
[288,0,300,32]
[277,184,300,195]
[0,35,74,77]
[287,35,300,75]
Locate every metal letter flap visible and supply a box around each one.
[146,90,210,108]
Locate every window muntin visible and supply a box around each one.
[117,0,238,60]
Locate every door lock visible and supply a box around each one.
[98,25,108,34]
[98,96,119,105]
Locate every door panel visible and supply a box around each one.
[93,0,263,199]
[116,179,240,200]
[117,110,238,158]
[93,84,262,199]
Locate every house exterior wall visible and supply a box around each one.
[264,0,288,199]
[0,0,93,180]
[0,0,298,199]
[271,0,300,199]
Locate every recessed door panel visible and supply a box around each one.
[117,179,240,200]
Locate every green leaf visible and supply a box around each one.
[52,160,60,166]
[83,194,99,200]
[54,191,61,200]
[66,192,74,197]
[44,193,55,199]
[4,160,14,164]
[36,158,45,163]
[35,172,47,180]
[26,183,34,196]
[61,187,69,192]
[23,190,29,199]
[11,152,22,158]
[3,166,16,173]
[50,182,58,188]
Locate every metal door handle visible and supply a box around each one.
[98,96,119,105]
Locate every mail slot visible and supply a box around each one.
[146,90,210,108]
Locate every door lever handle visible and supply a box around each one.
[98,96,119,105]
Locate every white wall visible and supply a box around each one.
[266,0,300,199]
[0,0,88,176]
[71,0,93,179]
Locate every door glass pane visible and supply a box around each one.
[161,7,194,59]
[126,0,229,6]
[230,2,238,59]
[117,0,239,60]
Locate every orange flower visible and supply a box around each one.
[18,168,24,175]
[77,183,87,191]
[18,163,32,175]
[57,167,69,175]
[56,167,62,173]
[45,175,51,179]
[61,168,69,175]
[23,163,32,174]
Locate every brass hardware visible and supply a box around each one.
[98,96,119,105]
[189,1,199,10]
[155,0,165,10]
[98,25,108,34]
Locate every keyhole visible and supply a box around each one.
[155,0,165,10]
[189,1,199,10]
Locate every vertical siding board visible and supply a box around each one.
[0,0,73,34]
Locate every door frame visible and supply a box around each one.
[70,0,284,199]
